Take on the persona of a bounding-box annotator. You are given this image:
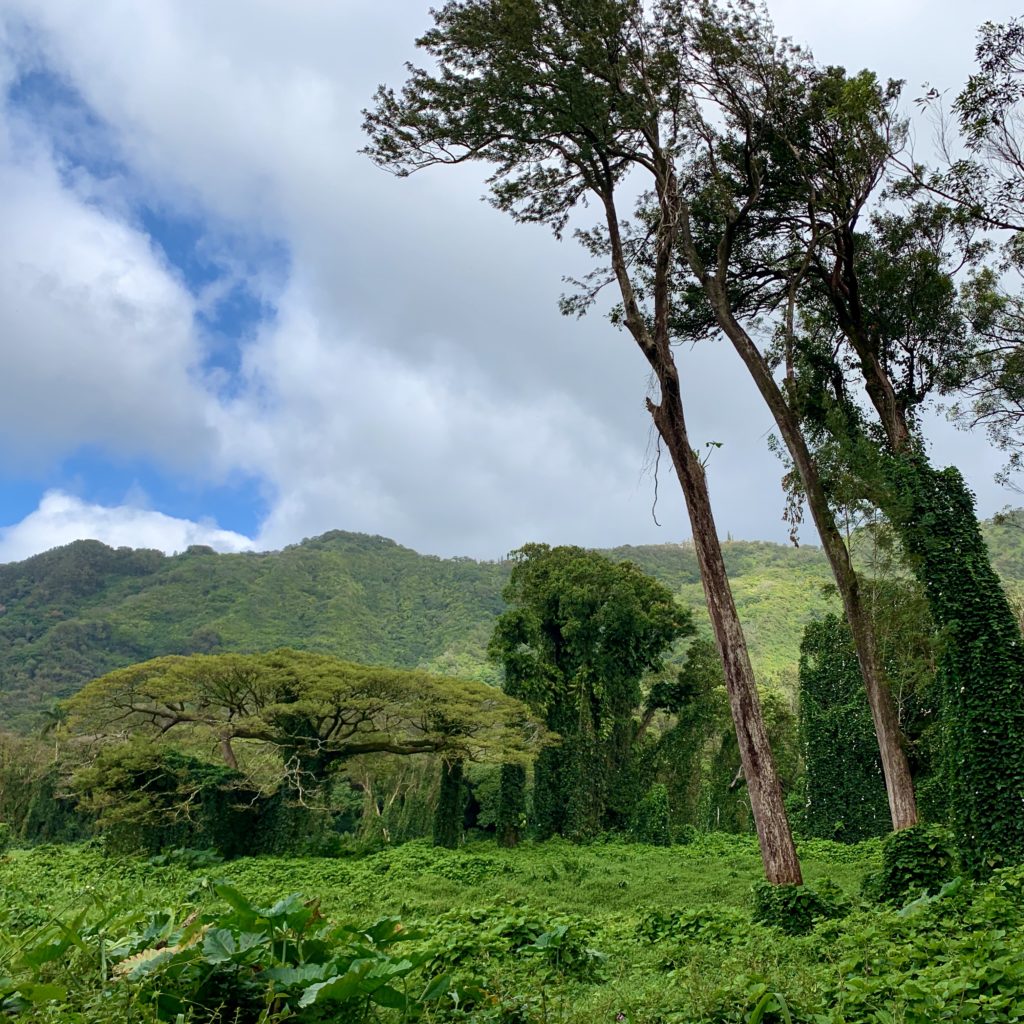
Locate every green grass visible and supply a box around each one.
[8,833,1023,1023]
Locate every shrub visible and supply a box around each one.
[631,784,671,845]
[751,879,849,936]
[866,824,956,904]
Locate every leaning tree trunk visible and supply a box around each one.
[601,167,801,885]
[707,292,918,831]
[646,368,803,886]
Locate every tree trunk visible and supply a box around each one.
[219,733,239,771]
[496,763,526,848]
[601,166,801,884]
[708,293,918,831]
[433,757,466,849]
[646,371,802,886]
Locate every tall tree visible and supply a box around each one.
[366,0,804,882]
[901,19,1024,476]
[768,54,1024,870]
[488,545,691,841]
[635,4,919,830]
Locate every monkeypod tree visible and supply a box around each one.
[366,0,804,882]
[66,650,546,798]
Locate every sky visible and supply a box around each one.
[0,0,1019,564]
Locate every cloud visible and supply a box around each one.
[0,141,226,474]
[0,490,254,563]
[0,0,1019,565]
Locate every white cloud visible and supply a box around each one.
[0,143,226,473]
[0,0,1019,565]
[0,490,254,563]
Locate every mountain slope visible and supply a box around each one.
[4,519,1018,731]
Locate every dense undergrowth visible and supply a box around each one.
[3,834,1023,1023]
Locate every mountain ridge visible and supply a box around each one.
[3,518,1022,731]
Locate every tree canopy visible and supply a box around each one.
[65,649,546,777]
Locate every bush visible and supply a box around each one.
[866,824,956,904]
[0,821,11,854]
[751,879,849,936]
[631,784,671,845]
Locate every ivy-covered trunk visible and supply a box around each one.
[883,457,1024,874]
[496,763,526,848]
[432,758,467,849]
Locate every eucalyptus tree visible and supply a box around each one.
[899,19,1024,476]
[627,4,919,830]
[365,1,804,881]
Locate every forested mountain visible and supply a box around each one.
[2,518,1021,730]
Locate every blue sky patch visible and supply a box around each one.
[1,60,287,544]
[0,447,267,540]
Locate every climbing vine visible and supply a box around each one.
[884,455,1024,874]
[433,758,467,849]
[799,616,891,843]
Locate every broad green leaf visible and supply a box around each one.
[299,960,374,1007]
[17,983,67,1004]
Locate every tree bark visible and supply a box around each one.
[646,372,803,886]
[600,161,802,885]
[706,289,918,831]
[219,733,239,771]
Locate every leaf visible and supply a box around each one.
[257,894,306,925]
[420,973,451,1002]
[263,963,332,987]
[211,882,257,925]
[113,948,177,980]
[201,928,237,963]
[370,984,408,1010]
[16,983,67,1004]
[298,960,375,1007]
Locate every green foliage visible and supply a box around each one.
[798,616,891,842]
[0,531,864,733]
[9,833,1024,1023]
[15,521,1024,740]
[866,823,957,905]
[630,784,671,846]
[885,457,1024,874]
[490,544,692,839]
[751,879,849,936]
[65,649,544,819]
[0,822,10,855]
[70,741,332,857]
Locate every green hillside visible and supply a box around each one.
[2,518,1019,730]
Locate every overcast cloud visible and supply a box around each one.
[0,0,1020,562]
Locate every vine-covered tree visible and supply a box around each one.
[772,104,1024,872]
[488,544,691,841]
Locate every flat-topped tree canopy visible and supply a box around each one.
[65,648,547,773]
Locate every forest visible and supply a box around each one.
[4,0,1024,1021]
